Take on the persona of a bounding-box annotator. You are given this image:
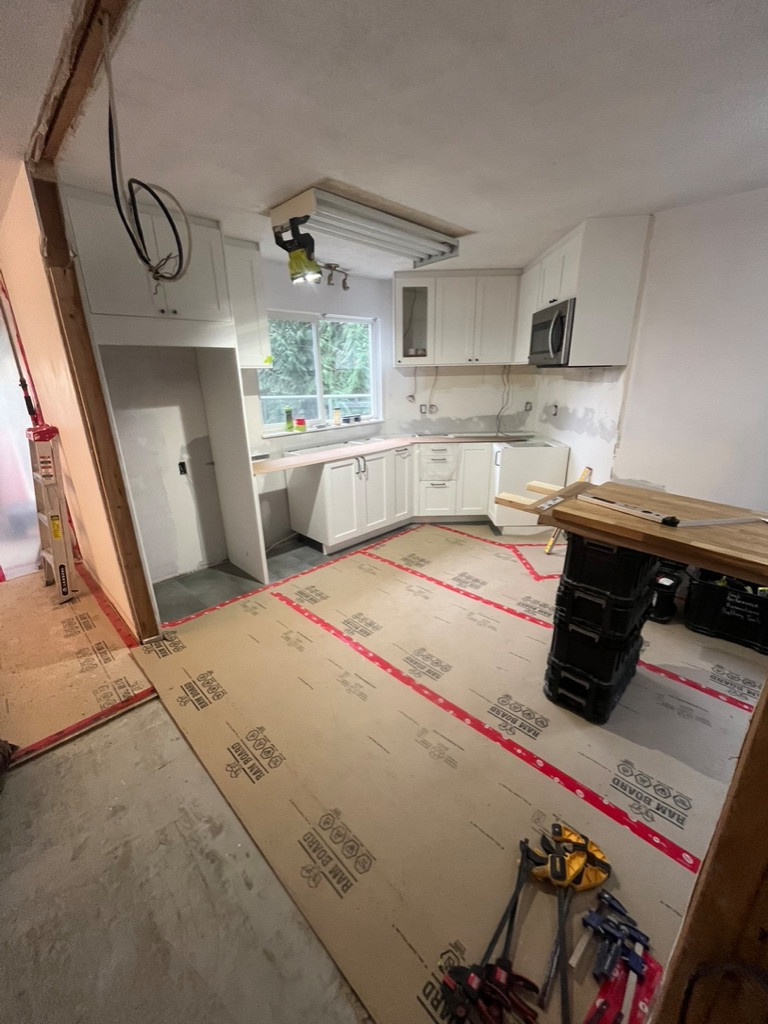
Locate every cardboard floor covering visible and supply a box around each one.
[1,566,154,762]
[134,525,766,1024]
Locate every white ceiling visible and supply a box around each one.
[0,0,79,219]
[58,0,768,278]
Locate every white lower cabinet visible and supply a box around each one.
[392,446,414,522]
[456,444,492,514]
[419,480,457,515]
[359,451,392,532]
[287,451,395,551]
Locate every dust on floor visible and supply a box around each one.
[132,524,765,1024]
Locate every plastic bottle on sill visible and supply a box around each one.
[284,406,293,432]
[332,408,342,426]
[295,418,307,432]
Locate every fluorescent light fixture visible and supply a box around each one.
[269,189,459,268]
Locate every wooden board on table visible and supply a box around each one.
[537,482,768,585]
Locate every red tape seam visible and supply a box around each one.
[271,590,700,874]
[362,550,754,713]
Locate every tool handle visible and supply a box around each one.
[593,937,620,981]
[557,888,572,1024]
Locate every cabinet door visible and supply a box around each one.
[224,240,270,367]
[434,276,476,364]
[456,444,492,514]
[473,276,518,364]
[158,218,232,322]
[360,452,391,532]
[392,446,414,522]
[558,231,583,300]
[539,249,565,307]
[65,194,160,317]
[324,459,361,544]
[513,263,541,364]
[418,481,456,515]
[395,276,435,365]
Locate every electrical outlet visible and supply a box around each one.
[524,402,533,412]
[428,404,438,414]
[420,403,427,414]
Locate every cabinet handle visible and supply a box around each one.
[172,309,178,315]
[431,457,448,462]
[395,447,409,454]
[494,451,501,466]
[431,447,448,452]
[548,298,558,304]
[159,308,166,314]
[430,482,447,488]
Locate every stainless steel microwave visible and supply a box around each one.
[528,297,575,367]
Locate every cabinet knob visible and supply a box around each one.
[172,309,178,315]
[159,308,166,313]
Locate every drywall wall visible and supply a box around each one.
[614,188,768,508]
[100,345,228,583]
[0,164,136,628]
[534,367,626,484]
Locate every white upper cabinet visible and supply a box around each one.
[538,230,583,307]
[224,239,270,368]
[473,275,518,364]
[395,275,435,365]
[514,263,541,364]
[513,215,650,367]
[65,194,159,318]
[434,276,476,364]
[395,271,519,367]
[157,219,231,322]
[63,189,236,347]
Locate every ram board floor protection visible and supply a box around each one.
[1,566,154,762]
[133,525,765,1024]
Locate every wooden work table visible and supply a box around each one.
[496,481,768,584]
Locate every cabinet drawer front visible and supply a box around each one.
[419,460,458,481]
[418,480,457,515]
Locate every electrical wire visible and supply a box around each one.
[495,364,512,435]
[427,367,440,412]
[102,15,192,282]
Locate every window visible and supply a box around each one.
[257,314,377,430]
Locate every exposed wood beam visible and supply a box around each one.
[655,680,768,1020]
[30,175,158,640]
[29,0,136,166]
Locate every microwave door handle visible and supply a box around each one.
[547,313,557,359]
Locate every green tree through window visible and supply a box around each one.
[258,317,375,427]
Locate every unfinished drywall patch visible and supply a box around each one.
[100,345,227,582]
[614,187,768,508]
[0,164,136,630]
[534,367,625,483]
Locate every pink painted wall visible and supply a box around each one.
[0,163,137,633]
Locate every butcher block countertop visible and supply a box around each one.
[497,480,768,584]
[251,434,529,476]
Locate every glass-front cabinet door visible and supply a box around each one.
[394,275,435,365]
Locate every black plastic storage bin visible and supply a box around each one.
[550,619,644,682]
[556,578,652,636]
[562,535,658,600]
[684,569,768,655]
[544,634,642,724]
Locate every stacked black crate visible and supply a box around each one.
[544,536,659,723]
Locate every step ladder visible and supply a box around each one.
[27,424,77,602]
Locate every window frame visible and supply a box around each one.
[259,310,381,432]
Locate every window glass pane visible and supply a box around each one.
[318,320,373,420]
[257,319,320,425]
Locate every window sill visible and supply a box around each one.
[261,419,385,441]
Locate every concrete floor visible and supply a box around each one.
[1,701,371,1024]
